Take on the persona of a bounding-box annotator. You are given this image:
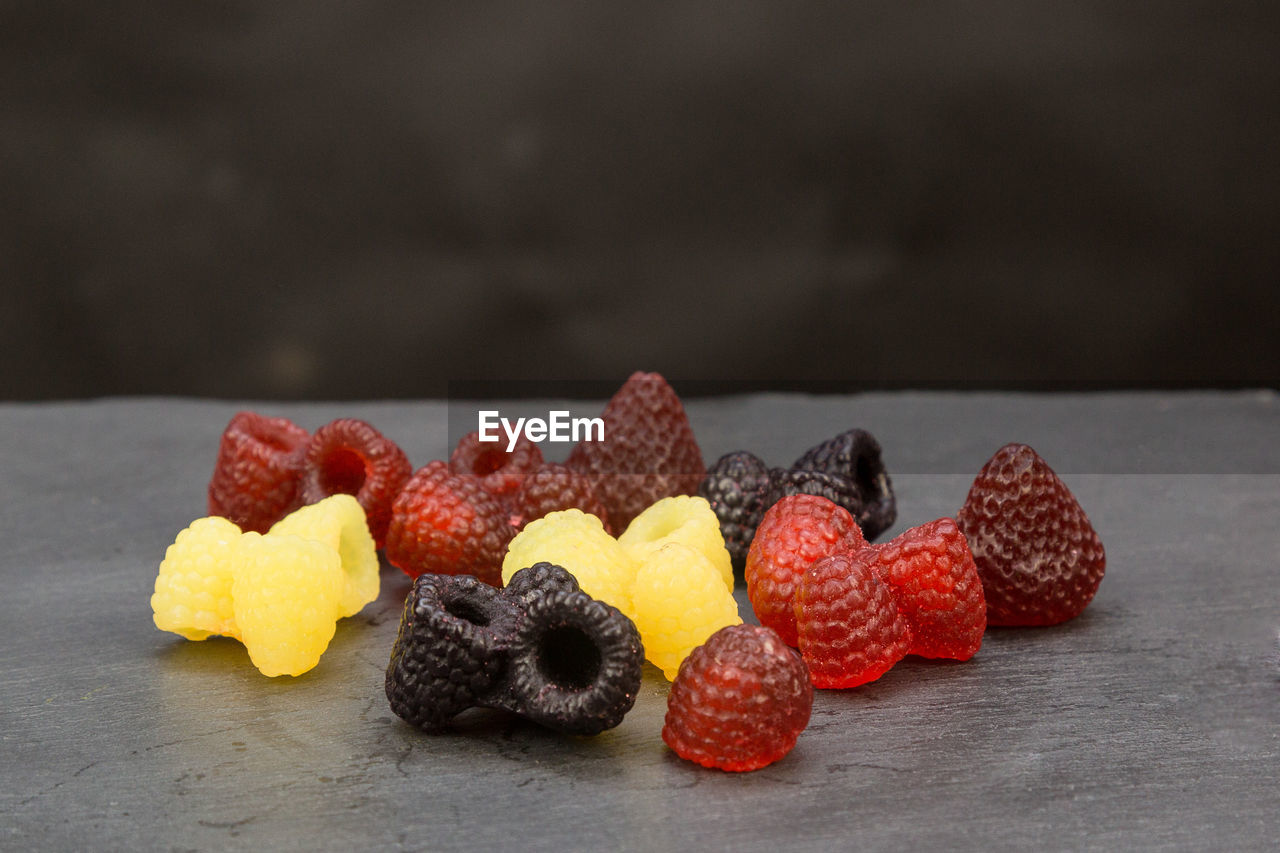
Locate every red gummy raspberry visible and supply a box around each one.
[512,463,612,533]
[299,418,412,548]
[385,461,514,586]
[956,443,1106,626]
[864,517,986,660]
[207,411,309,533]
[448,430,544,506]
[745,494,867,646]
[564,372,706,530]
[794,551,912,688]
[662,624,812,772]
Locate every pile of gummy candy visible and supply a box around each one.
[152,372,1105,772]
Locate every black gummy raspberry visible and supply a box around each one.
[508,586,644,735]
[384,563,643,736]
[765,468,864,528]
[697,451,771,576]
[791,428,896,540]
[502,560,582,609]
[385,574,521,730]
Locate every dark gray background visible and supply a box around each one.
[3,2,1278,399]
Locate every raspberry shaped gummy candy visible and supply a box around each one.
[745,494,867,647]
[385,573,522,729]
[512,462,611,533]
[233,531,344,677]
[629,543,742,680]
[662,624,812,772]
[794,551,912,688]
[502,509,637,615]
[565,372,706,530]
[299,418,412,548]
[956,443,1106,626]
[449,430,544,507]
[618,495,733,593]
[152,516,243,641]
[268,493,379,618]
[207,411,309,534]
[386,461,515,586]
[697,451,770,575]
[152,496,381,676]
[386,563,643,735]
[865,517,986,660]
[792,428,897,541]
[765,468,863,531]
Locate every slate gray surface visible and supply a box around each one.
[2,392,1277,851]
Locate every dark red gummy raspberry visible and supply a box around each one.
[662,624,812,772]
[299,418,412,548]
[207,411,309,533]
[956,443,1106,626]
[745,494,867,647]
[697,451,771,576]
[795,551,913,688]
[448,430,544,506]
[792,428,896,541]
[512,463,611,533]
[385,461,514,586]
[564,372,706,530]
[865,517,986,660]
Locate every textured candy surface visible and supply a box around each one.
[232,532,344,677]
[512,462,611,533]
[629,543,742,680]
[618,495,733,593]
[501,509,636,616]
[152,516,244,641]
[385,573,521,729]
[957,443,1106,626]
[745,495,867,646]
[662,625,812,772]
[386,461,514,586]
[867,518,985,660]
[507,584,644,735]
[792,428,897,541]
[207,412,308,534]
[565,372,706,530]
[299,418,412,548]
[449,430,544,506]
[765,468,864,530]
[386,563,643,734]
[269,494,379,618]
[795,551,912,688]
[697,451,771,575]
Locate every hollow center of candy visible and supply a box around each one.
[320,448,368,495]
[443,594,491,626]
[537,626,601,690]
[854,455,876,496]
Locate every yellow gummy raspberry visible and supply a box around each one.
[269,494,378,618]
[618,495,734,594]
[232,532,344,677]
[152,516,244,641]
[502,509,637,618]
[629,542,742,680]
